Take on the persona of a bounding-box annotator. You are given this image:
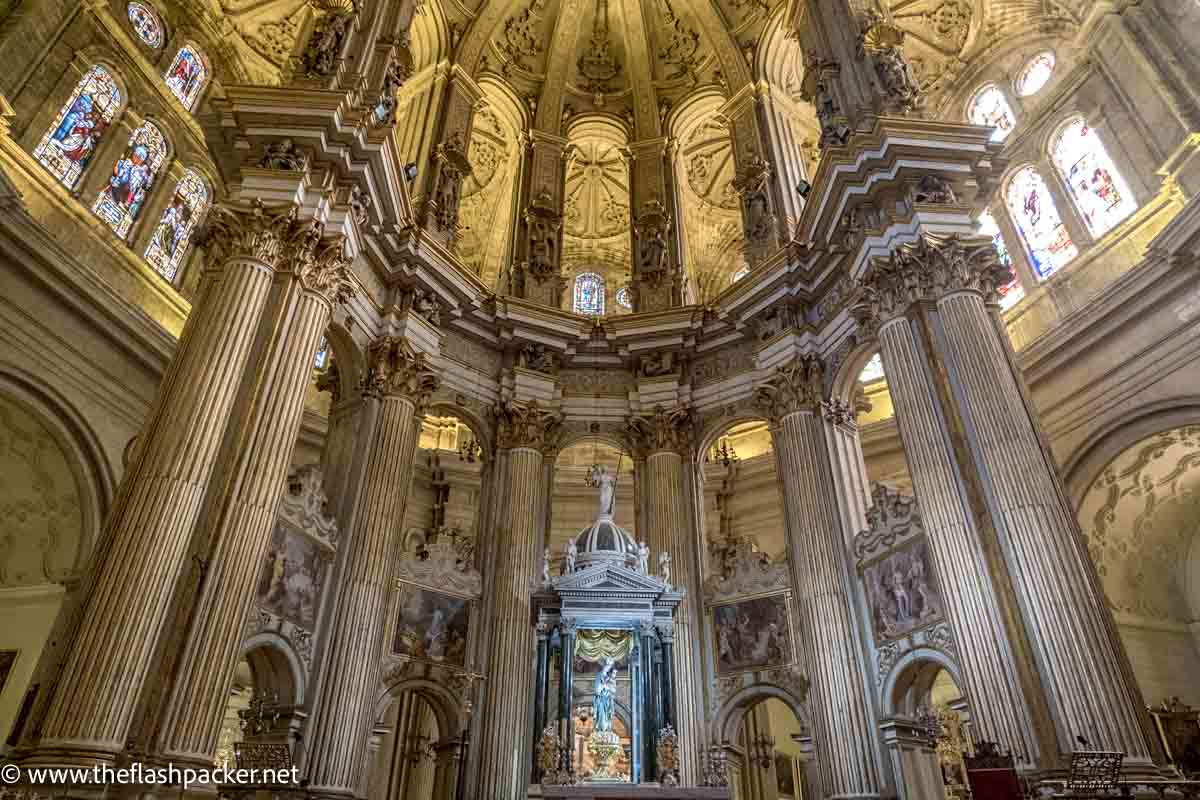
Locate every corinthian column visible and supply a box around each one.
[305,337,439,798]
[626,405,704,785]
[29,201,299,766]
[755,358,882,799]
[873,232,1152,762]
[474,400,560,799]
[155,223,356,765]
[856,233,1152,766]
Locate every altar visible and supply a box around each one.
[529,465,720,793]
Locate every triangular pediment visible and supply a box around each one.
[550,562,672,594]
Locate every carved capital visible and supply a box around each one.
[626,404,693,457]
[494,399,563,451]
[361,336,439,404]
[851,233,1011,334]
[284,220,356,305]
[755,354,825,421]
[197,199,299,269]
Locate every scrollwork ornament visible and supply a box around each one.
[755,354,825,421]
[626,404,693,457]
[494,399,563,451]
[361,336,440,404]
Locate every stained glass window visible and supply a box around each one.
[1052,119,1138,239]
[977,211,1024,310]
[858,354,885,384]
[164,45,208,110]
[573,272,605,315]
[616,286,632,309]
[93,121,169,239]
[144,168,208,280]
[33,65,122,190]
[969,85,1017,142]
[1006,166,1078,280]
[127,2,163,48]
[1015,52,1055,97]
[313,336,330,370]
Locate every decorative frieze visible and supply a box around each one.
[361,336,440,403]
[755,354,824,421]
[852,233,1011,333]
[495,399,563,450]
[626,404,693,456]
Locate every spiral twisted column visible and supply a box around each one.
[305,337,439,798]
[28,201,301,765]
[474,400,561,799]
[756,358,882,799]
[156,222,356,765]
[626,405,704,785]
[855,233,1151,765]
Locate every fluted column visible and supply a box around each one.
[157,223,355,765]
[855,233,1152,765]
[305,337,439,798]
[627,405,704,785]
[29,201,300,765]
[475,400,561,799]
[756,357,882,799]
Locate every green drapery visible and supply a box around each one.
[574,629,633,663]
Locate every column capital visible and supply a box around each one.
[851,232,1011,334]
[755,354,825,421]
[494,398,563,451]
[197,199,299,270]
[284,219,356,305]
[361,336,439,403]
[626,404,693,458]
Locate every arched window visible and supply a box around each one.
[858,354,884,384]
[969,85,1017,142]
[615,286,632,310]
[163,45,208,110]
[977,211,1024,310]
[93,120,169,239]
[573,272,605,315]
[144,168,208,280]
[33,65,122,189]
[126,2,163,48]
[1005,166,1078,280]
[1052,119,1138,239]
[313,336,330,370]
[1015,52,1055,97]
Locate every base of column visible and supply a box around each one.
[17,742,122,770]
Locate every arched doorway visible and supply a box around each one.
[883,658,970,800]
[366,686,464,800]
[215,641,304,767]
[717,695,809,800]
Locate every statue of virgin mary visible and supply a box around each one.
[592,657,618,733]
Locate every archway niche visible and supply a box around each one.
[880,657,969,800]
[367,687,462,800]
[711,690,810,800]
[1075,423,1200,707]
[214,640,305,767]
[550,436,635,557]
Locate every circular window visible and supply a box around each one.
[616,286,632,310]
[1015,52,1055,97]
[127,1,164,48]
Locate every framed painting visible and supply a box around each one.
[256,522,331,631]
[392,581,472,670]
[861,537,944,644]
[710,592,794,675]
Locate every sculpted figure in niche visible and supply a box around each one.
[258,138,307,171]
[639,226,669,274]
[519,343,556,374]
[640,351,676,377]
[303,12,351,77]
[410,288,441,326]
[433,164,463,231]
[873,46,922,113]
[912,174,956,205]
[565,539,578,573]
[528,217,557,280]
[592,658,618,733]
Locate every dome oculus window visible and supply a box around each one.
[615,286,632,310]
[968,85,1017,142]
[1015,52,1055,97]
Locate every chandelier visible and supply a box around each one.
[707,439,738,467]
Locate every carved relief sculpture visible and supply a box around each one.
[524,191,562,284]
[859,13,924,115]
[633,200,672,283]
[257,138,309,171]
[301,10,353,78]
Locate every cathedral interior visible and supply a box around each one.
[1,0,1200,797]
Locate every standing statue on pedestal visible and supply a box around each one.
[587,463,617,518]
[659,551,672,588]
[565,539,578,574]
[542,547,552,587]
[593,657,618,733]
[637,540,650,574]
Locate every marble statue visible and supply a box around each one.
[588,463,617,517]
[565,539,578,573]
[637,540,650,574]
[593,657,618,733]
[659,551,671,587]
[542,547,551,586]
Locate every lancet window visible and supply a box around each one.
[143,168,208,280]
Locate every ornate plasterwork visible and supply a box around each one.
[495,399,564,450]
[852,233,1011,333]
[755,354,825,421]
[1078,426,1200,623]
[501,0,551,72]
[395,538,483,598]
[362,336,440,403]
[285,222,356,305]
[279,466,338,549]
[245,606,315,670]
[692,338,756,386]
[564,140,629,239]
[655,0,702,82]
[883,0,973,97]
[626,404,694,456]
[853,483,922,564]
[703,535,790,603]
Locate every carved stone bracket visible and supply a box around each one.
[494,399,563,451]
[851,233,1011,334]
[626,404,693,457]
[755,354,825,422]
[361,336,440,404]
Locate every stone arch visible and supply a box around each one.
[409,0,452,72]
[554,430,633,459]
[693,413,772,469]
[880,648,964,718]
[423,401,495,463]
[829,336,882,405]
[375,675,467,738]
[240,632,306,705]
[710,682,807,745]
